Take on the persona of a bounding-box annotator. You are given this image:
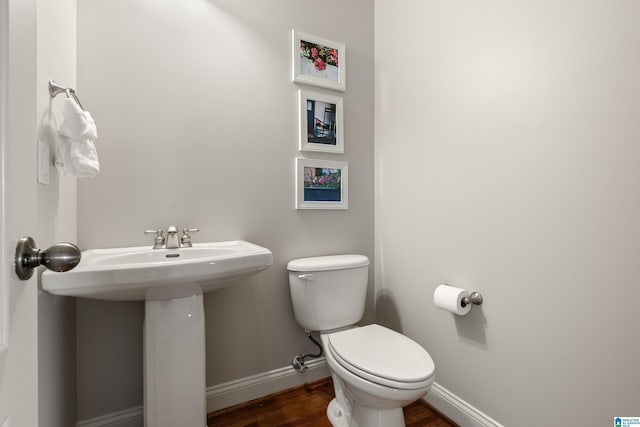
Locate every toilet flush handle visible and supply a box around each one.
[298,274,314,280]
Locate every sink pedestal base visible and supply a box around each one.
[144,294,206,427]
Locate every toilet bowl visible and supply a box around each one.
[321,325,434,427]
[287,255,435,427]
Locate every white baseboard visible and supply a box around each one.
[425,382,503,427]
[76,361,503,427]
[206,356,330,412]
[76,405,143,427]
[75,358,328,427]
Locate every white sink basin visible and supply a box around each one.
[41,240,273,300]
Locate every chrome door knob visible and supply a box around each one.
[14,236,81,280]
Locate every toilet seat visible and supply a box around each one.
[326,324,435,390]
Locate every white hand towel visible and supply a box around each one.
[55,97,100,177]
[54,136,75,176]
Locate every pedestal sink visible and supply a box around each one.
[42,240,273,427]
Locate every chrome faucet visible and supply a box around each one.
[146,226,199,249]
[165,225,180,249]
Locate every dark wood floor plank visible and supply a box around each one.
[208,377,457,427]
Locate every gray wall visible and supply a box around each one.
[36,0,78,425]
[77,0,374,419]
[375,1,640,426]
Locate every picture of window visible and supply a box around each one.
[298,90,344,153]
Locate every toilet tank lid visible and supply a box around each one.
[287,254,369,272]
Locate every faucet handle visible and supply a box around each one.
[180,228,199,248]
[145,229,165,249]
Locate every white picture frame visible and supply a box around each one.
[295,158,348,210]
[292,30,346,92]
[298,89,344,154]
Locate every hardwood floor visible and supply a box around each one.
[207,377,457,427]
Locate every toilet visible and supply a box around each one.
[287,254,435,427]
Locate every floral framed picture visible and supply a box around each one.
[292,30,346,92]
[298,89,344,153]
[295,158,348,210]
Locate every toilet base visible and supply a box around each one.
[326,398,406,427]
[327,399,349,427]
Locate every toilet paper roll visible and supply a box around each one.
[433,284,471,316]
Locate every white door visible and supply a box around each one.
[0,0,40,424]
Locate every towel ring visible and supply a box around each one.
[49,79,85,111]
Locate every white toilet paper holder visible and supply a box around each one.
[461,292,483,307]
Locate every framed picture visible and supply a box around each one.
[292,30,346,92]
[298,89,344,153]
[295,158,348,210]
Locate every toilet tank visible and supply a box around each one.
[287,255,369,332]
